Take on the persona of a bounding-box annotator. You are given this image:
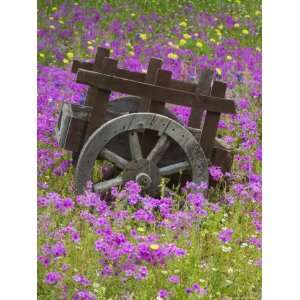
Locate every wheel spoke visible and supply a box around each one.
[129,130,143,161]
[159,161,190,177]
[93,176,123,192]
[147,134,170,164]
[100,148,128,170]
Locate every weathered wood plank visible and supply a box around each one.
[129,130,143,160]
[84,58,118,138]
[76,69,236,114]
[71,47,110,74]
[101,148,128,169]
[147,134,170,164]
[159,161,190,177]
[188,69,214,128]
[72,60,93,73]
[200,81,227,159]
[116,68,146,82]
[138,58,163,112]
[150,69,172,114]
[93,176,123,192]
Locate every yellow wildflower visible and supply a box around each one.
[52,6,57,11]
[235,0,240,4]
[88,46,94,51]
[196,41,203,48]
[150,244,160,250]
[216,68,222,76]
[49,25,55,30]
[242,29,249,35]
[255,10,261,16]
[59,19,64,24]
[226,55,233,60]
[167,53,178,60]
[66,52,74,60]
[137,227,145,233]
[139,33,147,41]
[179,39,186,46]
[126,42,133,49]
[256,47,261,52]
[209,38,216,43]
[218,24,224,30]
[179,21,187,27]
[63,58,69,64]
[87,40,93,45]
[183,33,191,40]
[215,29,222,37]
[131,13,136,17]
[110,49,114,54]
[39,53,45,58]
[245,14,250,18]
[129,51,135,56]
[234,23,240,28]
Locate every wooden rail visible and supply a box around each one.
[76,68,236,114]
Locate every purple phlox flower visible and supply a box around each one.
[238,98,249,110]
[210,203,221,213]
[134,265,148,280]
[185,283,206,295]
[133,209,156,224]
[51,241,66,257]
[187,192,205,208]
[62,263,69,272]
[158,289,170,299]
[100,264,113,277]
[168,275,180,284]
[248,237,262,249]
[38,255,51,267]
[191,283,207,295]
[44,271,62,285]
[62,197,74,210]
[224,195,235,205]
[72,290,96,300]
[37,196,50,208]
[209,166,224,181]
[218,228,234,243]
[72,274,91,286]
[124,181,141,205]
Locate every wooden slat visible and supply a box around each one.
[84,58,118,138]
[116,68,146,82]
[94,47,111,72]
[169,79,195,93]
[150,69,172,114]
[188,69,214,128]
[72,60,93,73]
[200,81,227,159]
[71,47,110,74]
[76,69,236,114]
[138,58,163,112]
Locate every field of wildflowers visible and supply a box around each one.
[37,1,262,299]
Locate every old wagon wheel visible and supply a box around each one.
[75,113,208,195]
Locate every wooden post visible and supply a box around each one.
[188,69,214,129]
[200,81,227,160]
[149,69,172,114]
[137,58,163,112]
[84,58,118,139]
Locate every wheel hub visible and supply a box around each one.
[135,172,152,189]
[123,159,159,193]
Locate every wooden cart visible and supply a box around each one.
[55,47,236,195]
